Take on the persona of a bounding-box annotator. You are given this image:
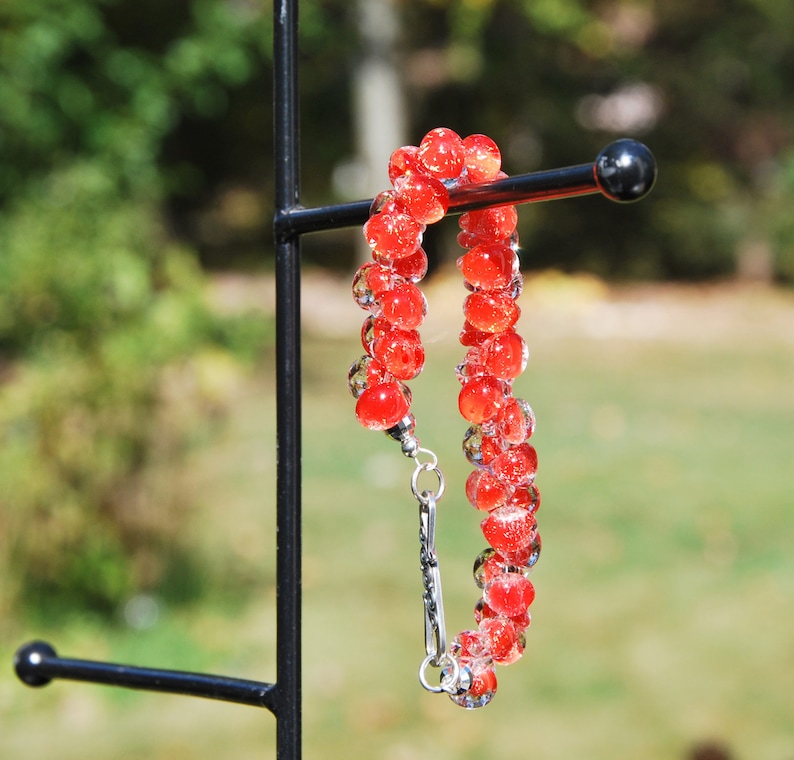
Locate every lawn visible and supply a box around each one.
[2,274,793,760]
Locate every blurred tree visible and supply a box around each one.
[396,0,794,280]
[0,0,275,617]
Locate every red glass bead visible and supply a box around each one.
[460,205,518,241]
[463,292,520,333]
[372,328,425,380]
[462,134,502,183]
[479,617,524,665]
[450,629,490,660]
[459,320,491,347]
[352,262,394,311]
[361,314,392,355]
[490,443,538,487]
[481,505,538,555]
[458,375,505,424]
[355,381,411,430]
[483,572,535,618]
[347,355,390,398]
[462,426,504,467]
[388,145,420,184]
[507,482,541,513]
[364,211,424,259]
[496,398,536,444]
[390,246,428,283]
[379,281,427,330]
[468,663,498,701]
[456,229,482,250]
[482,332,528,381]
[473,548,517,589]
[394,172,449,224]
[448,657,497,709]
[508,532,541,570]
[465,469,513,511]
[417,127,465,181]
[475,598,531,632]
[455,348,486,384]
[457,243,516,290]
[369,189,400,217]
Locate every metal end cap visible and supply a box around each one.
[595,139,657,202]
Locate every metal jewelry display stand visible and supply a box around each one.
[13,1,657,758]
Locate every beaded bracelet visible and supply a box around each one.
[347,127,540,709]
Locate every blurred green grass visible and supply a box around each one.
[2,278,793,759]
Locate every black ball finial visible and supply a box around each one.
[595,139,657,202]
[14,641,57,687]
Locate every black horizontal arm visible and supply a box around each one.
[274,138,656,241]
[14,641,279,714]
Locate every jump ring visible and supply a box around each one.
[418,653,461,695]
[411,463,446,503]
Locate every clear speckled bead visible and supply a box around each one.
[447,657,498,709]
[347,355,388,398]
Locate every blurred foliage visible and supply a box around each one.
[0,0,277,617]
[397,0,794,281]
[0,163,271,618]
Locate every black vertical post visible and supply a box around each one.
[273,0,302,758]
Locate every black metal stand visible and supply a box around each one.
[13,1,657,758]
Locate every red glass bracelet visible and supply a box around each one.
[348,127,540,709]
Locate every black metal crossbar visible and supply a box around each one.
[275,138,656,241]
[12,0,656,758]
[14,641,278,712]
